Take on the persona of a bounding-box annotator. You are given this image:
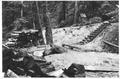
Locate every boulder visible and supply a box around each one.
[63,63,86,77]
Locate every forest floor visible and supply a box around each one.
[44,22,119,77]
[4,22,119,78]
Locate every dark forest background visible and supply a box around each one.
[2,1,119,42]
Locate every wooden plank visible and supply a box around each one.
[85,66,119,72]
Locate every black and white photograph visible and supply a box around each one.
[2,0,119,78]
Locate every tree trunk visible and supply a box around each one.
[62,2,66,21]
[57,2,66,25]
[33,21,36,29]
[45,15,53,45]
[21,1,23,17]
[44,1,53,45]
[74,1,78,24]
[32,14,36,29]
[36,1,45,45]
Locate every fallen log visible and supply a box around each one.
[2,44,10,49]
[62,44,81,50]
[37,45,50,48]
[6,69,19,78]
[103,40,119,48]
[62,44,104,52]
[10,33,19,36]
[62,44,96,52]
[62,44,90,52]
[85,66,119,72]
[47,69,64,77]
[47,64,119,78]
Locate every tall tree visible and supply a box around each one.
[21,1,23,17]
[44,1,53,45]
[31,2,36,29]
[35,1,45,45]
[74,1,78,24]
[57,1,66,25]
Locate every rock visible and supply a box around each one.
[63,63,86,77]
